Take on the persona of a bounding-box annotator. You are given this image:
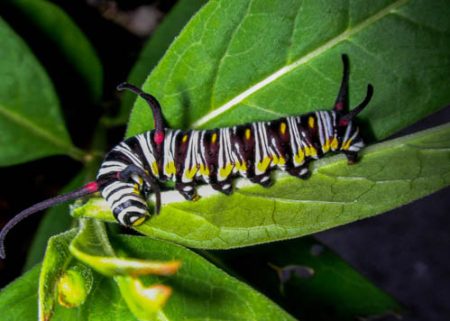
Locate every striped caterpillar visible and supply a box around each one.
[0,54,373,258]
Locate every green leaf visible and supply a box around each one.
[215,236,402,320]
[0,17,84,165]
[111,0,207,125]
[74,123,450,248]
[39,229,79,321]
[4,0,103,102]
[113,236,296,321]
[0,236,295,320]
[0,265,41,321]
[126,0,450,141]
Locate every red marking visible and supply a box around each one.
[339,119,349,126]
[335,102,344,111]
[154,131,165,145]
[84,181,99,193]
[116,171,121,179]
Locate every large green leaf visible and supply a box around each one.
[0,17,84,165]
[0,236,296,321]
[4,0,103,102]
[127,0,450,141]
[74,123,450,248]
[111,0,207,125]
[214,237,402,320]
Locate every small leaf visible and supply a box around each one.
[0,17,83,165]
[69,219,180,277]
[111,0,207,125]
[4,0,103,101]
[127,0,450,142]
[215,236,402,320]
[115,276,172,321]
[39,229,78,321]
[74,123,450,249]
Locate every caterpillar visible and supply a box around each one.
[0,54,373,258]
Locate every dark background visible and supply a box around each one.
[0,1,449,320]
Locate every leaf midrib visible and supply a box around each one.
[0,102,83,160]
[192,0,410,128]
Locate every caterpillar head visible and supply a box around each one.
[334,84,373,162]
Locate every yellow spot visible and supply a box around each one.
[245,128,251,140]
[308,116,315,128]
[342,139,353,151]
[192,194,201,202]
[165,161,176,175]
[257,157,271,172]
[151,162,159,175]
[219,163,233,178]
[236,161,247,172]
[185,166,197,179]
[304,146,317,157]
[322,139,330,153]
[199,164,210,176]
[280,122,286,135]
[132,216,147,226]
[278,157,286,165]
[182,135,188,143]
[331,137,339,150]
[294,149,304,164]
[211,133,217,143]
[133,184,140,193]
[272,154,279,165]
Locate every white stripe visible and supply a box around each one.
[137,134,157,175]
[102,181,134,198]
[111,195,146,209]
[114,143,143,167]
[317,112,325,147]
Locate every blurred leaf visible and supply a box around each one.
[127,0,450,142]
[0,17,84,165]
[74,123,450,248]
[5,0,103,102]
[23,171,91,271]
[214,236,402,321]
[0,236,296,320]
[112,0,207,125]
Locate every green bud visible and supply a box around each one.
[57,266,93,308]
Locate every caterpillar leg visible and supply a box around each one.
[287,166,311,180]
[119,164,161,214]
[344,151,358,164]
[250,175,273,188]
[211,180,233,195]
[175,182,200,201]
